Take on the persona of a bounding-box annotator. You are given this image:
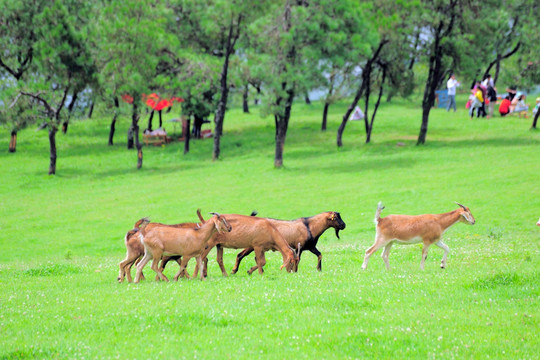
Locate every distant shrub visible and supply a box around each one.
[487,226,505,241]
[468,272,539,289]
[23,263,81,277]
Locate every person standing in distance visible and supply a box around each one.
[447,73,460,112]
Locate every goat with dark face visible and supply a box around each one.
[231,211,346,274]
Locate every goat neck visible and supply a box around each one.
[198,215,222,239]
[433,210,463,231]
[303,213,330,239]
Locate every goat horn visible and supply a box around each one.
[209,212,221,216]
[455,202,466,210]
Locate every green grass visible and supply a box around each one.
[0,94,539,359]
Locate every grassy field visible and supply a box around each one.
[0,94,539,359]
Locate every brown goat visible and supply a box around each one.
[362,202,476,270]
[135,213,232,282]
[117,209,205,282]
[194,214,296,277]
[231,211,346,274]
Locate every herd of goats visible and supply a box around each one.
[117,202,477,282]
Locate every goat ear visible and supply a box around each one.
[455,202,467,210]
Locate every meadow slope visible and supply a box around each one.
[0,95,538,359]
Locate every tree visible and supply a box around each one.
[18,0,97,174]
[0,90,35,153]
[337,39,386,147]
[169,0,267,161]
[0,0,48,152]
[416,0,462,145]
[308,0,372,132]
[98,0,172,169]
[253,0,373,167]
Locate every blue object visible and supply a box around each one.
[435,89,448,108]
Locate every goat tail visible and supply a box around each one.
[374,202,385,225]
[138,217,151,235]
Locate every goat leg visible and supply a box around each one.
[231,248,253,275]
[309,247,323,271]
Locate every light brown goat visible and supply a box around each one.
[362,202,475,270]
[230,211,346,274]
[117,210,205,282]
[134,213,232,282]
[195,214,296,277]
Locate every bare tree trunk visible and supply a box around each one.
[304,93,311,105]
[146,110,154,131]
[337,40,387,147]
[87,101,94,119]
[48,126,57,175]
[532,108,539,129]
[243,84,249,113]
[193,114,203,138]
[363,75,371,135]
[321,102,330,131]
[213,15,242,161]
[184,118,191,154]
[132,103,143,169]
[417,12,454,145]
[274,89,295,168]
[127,125,134,149]
[9,130,17,153]
[108,97,119,146]
[158,110,163,128]
[254,85,261,105]
[213,56,230,161]
[366,65,386,143]
[62,91,78,134]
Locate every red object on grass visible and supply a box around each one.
[122,93,184,109]
[121,94,134,104]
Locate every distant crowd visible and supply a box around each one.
[445,73,539,119]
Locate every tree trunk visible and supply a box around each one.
[366,65,386,143]
[158,110,163,128]
[62,91,78,134]
[9,130,17,153]
[337,40,387,147]
[418,63,438,145]
[213,44,231,160]
[48,126,57,175]
[127,127,134,149]
[322,102,330,131]
[417,17,450,145]
[193,114,203,138]
[213,56,231,161]
[132,103,142,169]
[109,114,118,146]
[274,89,294,168]
[243,84,249,113]
[108,97,119,146]
[532,108,539,129]
[363,76,371,135]
[87,102,94,119]
[254,85,261,105]
[184,118,191,155]
[146,110,154,131]
[304,93,311,105]
[213,15,242,161]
